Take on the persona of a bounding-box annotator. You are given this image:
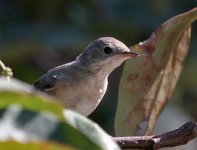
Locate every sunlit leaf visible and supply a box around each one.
[115,8,197,136]
[0,105,100,150]
[0,141,76,150]
[0,77,120,150]
[0,77,64,120]
[64,110,119,150]
[144,27,191,135]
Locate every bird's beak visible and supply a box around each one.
[118,51,140,58]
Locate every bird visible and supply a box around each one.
[34,37,139,116]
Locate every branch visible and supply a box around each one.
[112,121,197,150]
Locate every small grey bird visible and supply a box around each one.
[34,37,139,116]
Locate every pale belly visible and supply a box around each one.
[52,77,108,116]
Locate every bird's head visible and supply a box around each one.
[77,37,139,74]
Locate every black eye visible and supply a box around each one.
[104,46,113,54]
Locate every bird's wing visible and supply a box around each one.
[33,61,82,91]
[34,73,57,92]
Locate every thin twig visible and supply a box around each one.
[0,59,13,81]
[112,121,197,150]
[0,60,6,70]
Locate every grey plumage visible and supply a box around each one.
[34,37,139,116]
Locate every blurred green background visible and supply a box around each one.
[0,0,196,135]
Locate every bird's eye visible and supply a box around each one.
[104,46,113,54]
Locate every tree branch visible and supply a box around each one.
[112,121,197,150]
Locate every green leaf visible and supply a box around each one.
[64,110,119,150]
[0,77,65,120]
[115,8,197,136]
[0,105,100,149]
[0,91,65,121]
[0,141,76,150]
[0,77,120,150]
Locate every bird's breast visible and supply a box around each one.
[54,75,108,116]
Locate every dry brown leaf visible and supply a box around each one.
[115,8,197,136]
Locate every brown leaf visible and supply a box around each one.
[115,8,197,136]
[145,27,191,135]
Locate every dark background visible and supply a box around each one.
[0,0,196,135]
